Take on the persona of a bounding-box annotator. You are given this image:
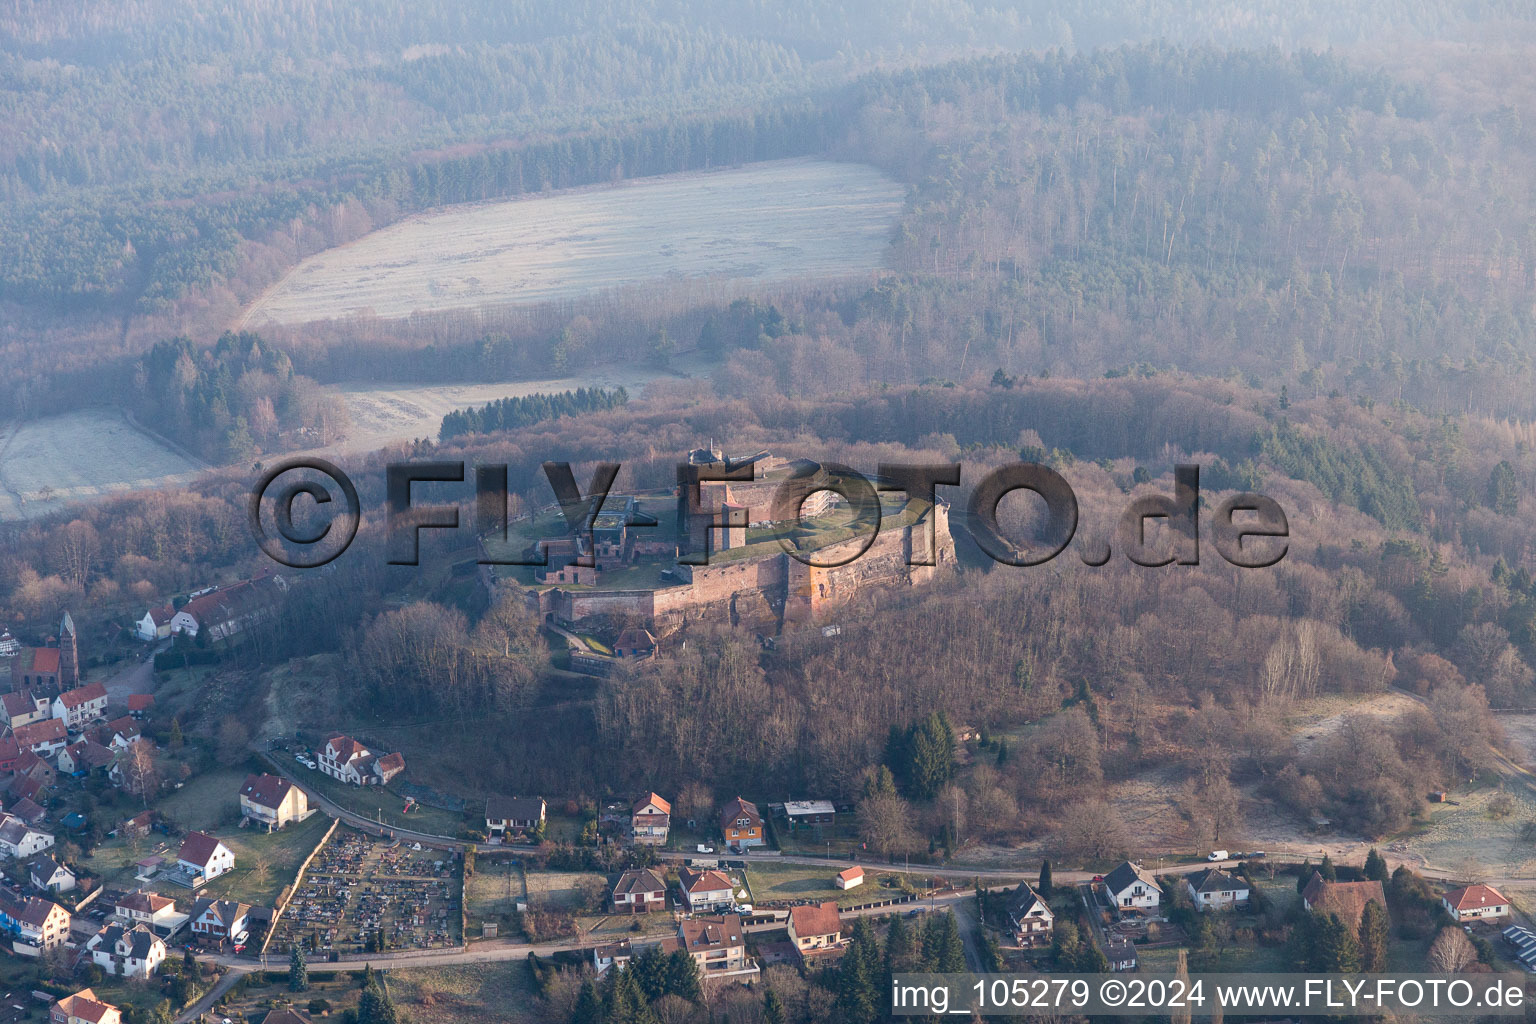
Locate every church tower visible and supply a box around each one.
[58,610,79,691]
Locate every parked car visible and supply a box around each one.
[1207,850,1229,861]
[696,844,714,854]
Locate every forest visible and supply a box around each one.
[130,332,349,461]
[439,387,628,442]
[0,373,1524,848]
[12,37,1536,438]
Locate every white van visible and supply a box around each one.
[1207,850,1228,861]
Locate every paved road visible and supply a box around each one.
[100,645,162,705]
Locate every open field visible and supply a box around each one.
[321,360,692,455]
[241,159,902,326]
[744,862,910,908]
[389,962,543,1024]
[0,410,203,520]
[5,359,695,519]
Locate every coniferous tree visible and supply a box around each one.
[1364,848,1389,882]
[1314,912,1362,973]
[1359,899,1390,972]
[357,983,398,1024]
[629,945,667,1002]
[572,980,603,1024]
[663,949,700,1002]
[1038,859,1053,898]
[835,917,882,1024]
[1297,860,1313,893]
[763,987,785,1024]
[288,945,308,991]
[884,911,915,976]
[1319,854,1337,882]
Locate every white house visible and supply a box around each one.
[485,795,546,840]
[13,719,67,756]
[112,891,184,934]
[631,793,671,846]
[134,606,175,643]
[1185,867,1250,911]
[27,856,75,894]
[318,735,403,786]
[1007,883,1054,947]
[1442,884,1510,922]
[87,924,166,979]
[51,683,108,731]
[678,867,736,913]
[171,574,286,642]
[0,814,55,859]
[611,868,668,912]
[176,832,234,884]
[190,898,249,942]
[1102,861,1161,914]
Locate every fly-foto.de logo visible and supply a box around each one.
[247,457,1288,571]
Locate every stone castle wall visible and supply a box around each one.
[506,503,953,630]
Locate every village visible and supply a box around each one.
[0,498,1529,1024]
[0,564,1532,1024]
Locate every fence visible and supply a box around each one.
[258,816,340,957]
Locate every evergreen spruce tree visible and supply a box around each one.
[1319,854,1337,882]
[1364,848,1388,882]
[834,917,881,1024]
[763,987,785,1024]
[357,982,399,1024]
[1296,859,1314,893]
[1315,912,1361,973]
[663,949,700,1002]
[1359,899,1390,972]
[572,980,603,1024]
[884,911,915,976]
[935,912,967,972]
[288,944,308,991]
[1038,859,1053,897]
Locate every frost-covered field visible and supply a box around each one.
[0,411,203,520]
[324,360,689,455]
[242,159,903,325]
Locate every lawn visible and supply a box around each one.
[291,761,467,837]
[523,869,608,910]
[195,812,334,907]
[388,962,545,1024]
[155,767,251,832]
[464,857,524,934]
[744,862,909,908]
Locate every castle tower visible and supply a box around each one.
[58,610,79,691]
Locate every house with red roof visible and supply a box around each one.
[1442,883,1510,922]
[13,717,67,756]
[239,774,308,830]
[788,901,843,960]
[50,682,107,731]
[319,734,404,786]
[175,832,234,886]
[10,647,60,693]
[678,867,736,913]
[134,605,175,643]
[1,691,48,730]
[51,988,121,1024]
[632,793,671,845]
